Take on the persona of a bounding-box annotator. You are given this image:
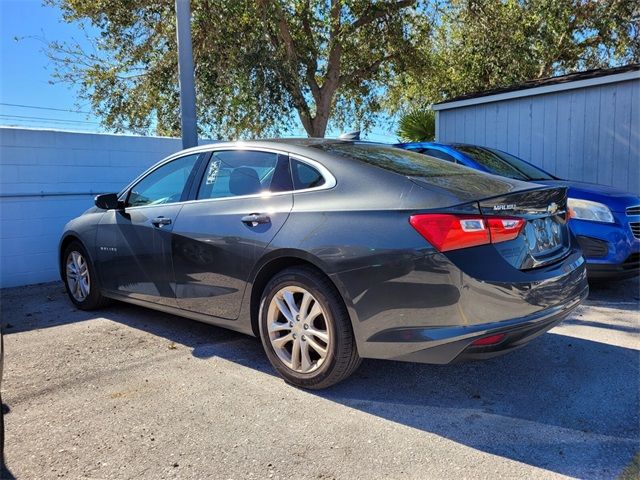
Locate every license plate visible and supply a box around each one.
[525,217,563,254]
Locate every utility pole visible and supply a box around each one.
[175,0,198,148]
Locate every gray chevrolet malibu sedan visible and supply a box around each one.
[59,139,588,388]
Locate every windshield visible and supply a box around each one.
[311,142,525,200]
[454,145,554,181]
[311,143,470,177]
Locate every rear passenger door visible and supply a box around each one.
[172,149,294,319]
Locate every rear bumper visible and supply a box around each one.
[367,285,587,364]
[343,244,588,364]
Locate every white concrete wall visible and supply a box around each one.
[0,127,183,288]
[437,77,640,195]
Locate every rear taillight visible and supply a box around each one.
[409,214,525,252]
[486,217,526,243]
[409,214,489,252]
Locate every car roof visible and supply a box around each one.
[397,141,499,151]
[449,143,488,149]
[161,138,406,178]
[174,138,386,156]
[395,141,448,147]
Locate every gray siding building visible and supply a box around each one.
[433,65,640,195]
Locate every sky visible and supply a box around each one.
[0,0,397,142]
[0,0,105,131]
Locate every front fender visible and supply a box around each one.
[58,211,105,280]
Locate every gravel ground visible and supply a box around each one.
[0,278,638,479]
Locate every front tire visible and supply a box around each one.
[258,266,361,389]
[62,241,110,311]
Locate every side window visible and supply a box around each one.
[291,159,325,190]
[197,150,289,200]
[421,148,457,163]
[127,154,200,207]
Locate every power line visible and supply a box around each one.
[0,114,100,125]
[0,121,103,133]
[0,102,92,115]
[0,120,105,133]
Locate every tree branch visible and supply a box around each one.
[348,0,416,32]
[300,0,321,100]
[256,0,313,125]
[324,0,342,89]
[339,54,396,85]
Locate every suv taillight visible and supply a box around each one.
[409,214,525,252]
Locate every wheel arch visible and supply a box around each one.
[59,232,97,282]
[247,249,355,338]
[59,233,83,280]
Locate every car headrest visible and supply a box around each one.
[229,166,261,196]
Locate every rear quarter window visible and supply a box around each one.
[292,159,325,189]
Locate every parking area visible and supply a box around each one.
[1,279,638,479]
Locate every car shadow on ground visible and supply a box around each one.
[2,281,638,478]
[187,323,639,478]
[585,276,639,310]
[322,335,638,478]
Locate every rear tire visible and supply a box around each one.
[258,266,361,389]
[62,241,111,311]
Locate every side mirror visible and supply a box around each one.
[95,193,122,210]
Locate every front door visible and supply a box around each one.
[96,153,201,306]
[172,150,294,319]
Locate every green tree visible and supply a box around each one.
[46,0,428,138]
[388,0,639,109]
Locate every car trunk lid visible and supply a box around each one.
[477,186,571,269]
[409,172,534,205]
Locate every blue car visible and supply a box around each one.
[396,142,640,280]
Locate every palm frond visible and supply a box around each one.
[396,108,436,142]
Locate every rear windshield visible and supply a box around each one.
[454,145,554,181]
[310,143,469,177]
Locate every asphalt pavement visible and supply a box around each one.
[1,278,638,479]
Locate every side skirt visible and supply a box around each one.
[101,290,256,337]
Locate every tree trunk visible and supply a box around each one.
[296,100,331,138]
[301,81,337,138]
[308,112,330,138]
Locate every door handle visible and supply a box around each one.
[241,213,271,226]
[152,216,172,227]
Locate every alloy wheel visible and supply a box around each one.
[66,251,90,302]
[266,286,331,374]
